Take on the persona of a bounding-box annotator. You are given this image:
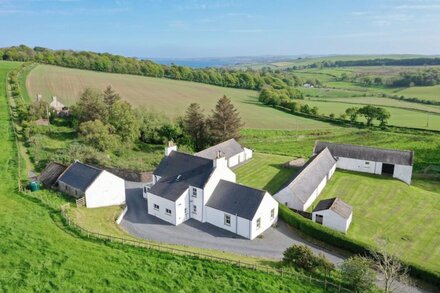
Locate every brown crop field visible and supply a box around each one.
[27,65,333,130]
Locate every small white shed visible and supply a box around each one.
[312,197,352,233]
[195,138,252,168]
[57,161,126,208]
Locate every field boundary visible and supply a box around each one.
[59,203,350,292]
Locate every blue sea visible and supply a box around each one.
[150,58,237,68]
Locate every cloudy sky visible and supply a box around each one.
[1,0,440,58]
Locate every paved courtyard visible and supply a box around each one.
[120,182,345,264]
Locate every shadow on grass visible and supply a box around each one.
[263,164,298,194]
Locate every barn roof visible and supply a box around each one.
[38,162,67,188]
[206,180,267,220]
[278,148,337,204]
[195,138,246,160]
[313,141,414,166]
[57,161,103,192]
[150,151,215,201]
[313,197,352,219]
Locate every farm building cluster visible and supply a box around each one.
[37,137,414,237]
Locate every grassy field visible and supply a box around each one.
[1,61,328,291]
[235,154,440,275]
[26,64,333,130]
[397,85,440,102]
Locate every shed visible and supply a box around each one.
[312,197,352,233]
[38,162,67,188]
[195,138,252,168]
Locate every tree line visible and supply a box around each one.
[0,45,305,92]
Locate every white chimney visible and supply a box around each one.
[213,151,227,168]
[165,141,177,156]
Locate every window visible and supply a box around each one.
[365,162,370,165]
[270,208,275,220]
[192,205,197,214]
[144,186,147,193]
[315,214,323,225]
[153,204,159,210]
[192,188,197,197]
[224,214,231,226]
[256,218,261,230]
[165,208,172,215]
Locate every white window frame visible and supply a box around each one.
[256,217,261,230]
[165,208,172,215]
[153,204,159,211]
[192,205,197,214]
[224,214,231,226]
[270,208,275,220]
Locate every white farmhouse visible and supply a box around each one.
[145,143,277,239]
[313,141,414,184]
[312,197,353,233]
[57,161,126,208]
[195,138,253,168]
[274,148,336,211]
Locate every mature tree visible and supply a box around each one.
[283,244,316,272]
[370,248,410,293]
[28,100,50,120]
[183,103,209,151]
[78,119,119,151]
[376,107,391,126]
[72,88,107,124]
[209,95,244,143]
[108,100,139,143]
[136,108,169,144]
[345,107,359,122]
[103,85,121,109]
[310,106,319,115]
[357,105,379,126]
[340,256,376,292]
[157,122,184,143]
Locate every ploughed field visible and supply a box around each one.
[26,64,332,130]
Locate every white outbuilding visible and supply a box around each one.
[57,161,126,208]
[313,141,414,184]
[195,138,253,168]
[312,197,353,233]
[274,148,337,211]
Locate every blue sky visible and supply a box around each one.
[1,0,440,58]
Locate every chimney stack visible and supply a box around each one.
[164,141,177,156]
[213,151,227,168]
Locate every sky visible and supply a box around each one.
[1,0,440,58]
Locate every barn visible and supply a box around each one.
[57,161,126,208]
[274,148,337,211]
[313,141,414,184]
[312,197,353,233]
[195,138,253,168]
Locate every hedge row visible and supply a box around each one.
[278,205,440,286]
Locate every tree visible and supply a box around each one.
[376,107,391,126]
[370,248,410,293]
[209,96,244,143]
[72,88,107,124]
[78,119,119,151]
[340,256,375,292]
[103,85,121,109]
[183,103,208,151]
[357,105,379,126]
[345,107,359,122]
[282,245,316,272]
[108,100,139,143]
[136,109,168,144]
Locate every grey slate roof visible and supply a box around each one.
[57,161,103,192]
[206,180,267,220]
[278,148,337,204]
[195,139,246,160]
[150,151,214,200]
[38,162,67,188]
[313,141,414,166]
[313,197,352,219]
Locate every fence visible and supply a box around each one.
[60,204,350,292]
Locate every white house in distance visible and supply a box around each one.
[145,142,277,240]
[57,161,126,208]
[274,148,337,211]
[312,197,353,233]
[195,138,253,168]
[313,141,414,184]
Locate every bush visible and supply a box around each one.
[283,245,317,272]
[340,256,375,292]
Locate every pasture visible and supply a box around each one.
[397,85,440,102]
[26,64,332,130]
[0,61,325,292]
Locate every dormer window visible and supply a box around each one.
[192,188,197,197]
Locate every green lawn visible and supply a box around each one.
[0,61,327,292]
[312,171,440,274]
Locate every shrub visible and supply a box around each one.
[340,256,375,292]
[283,245,316,271]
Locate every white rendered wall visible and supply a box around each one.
[205,207,251,239]
[244,148,253,161]
[312,209,352,233]
[249,193,278,240]
[175,192,189,225]
[274,187,305,211]
[336,157,382,175]
[393,164,412,184]
[189,186,203,222]
[85,171,126,208]
[147,191,186,225]
[303,176,327,211]
[227,153,240,168]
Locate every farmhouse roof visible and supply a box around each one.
[150,151,215,200]
[206,180,267,220]
[278,148,337,204]
[50,96,65,112]
[57,161,103,192]
[313,141,414,166]
[195,139,246,160]
[313,197,352,219]
[38,162,67,188]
